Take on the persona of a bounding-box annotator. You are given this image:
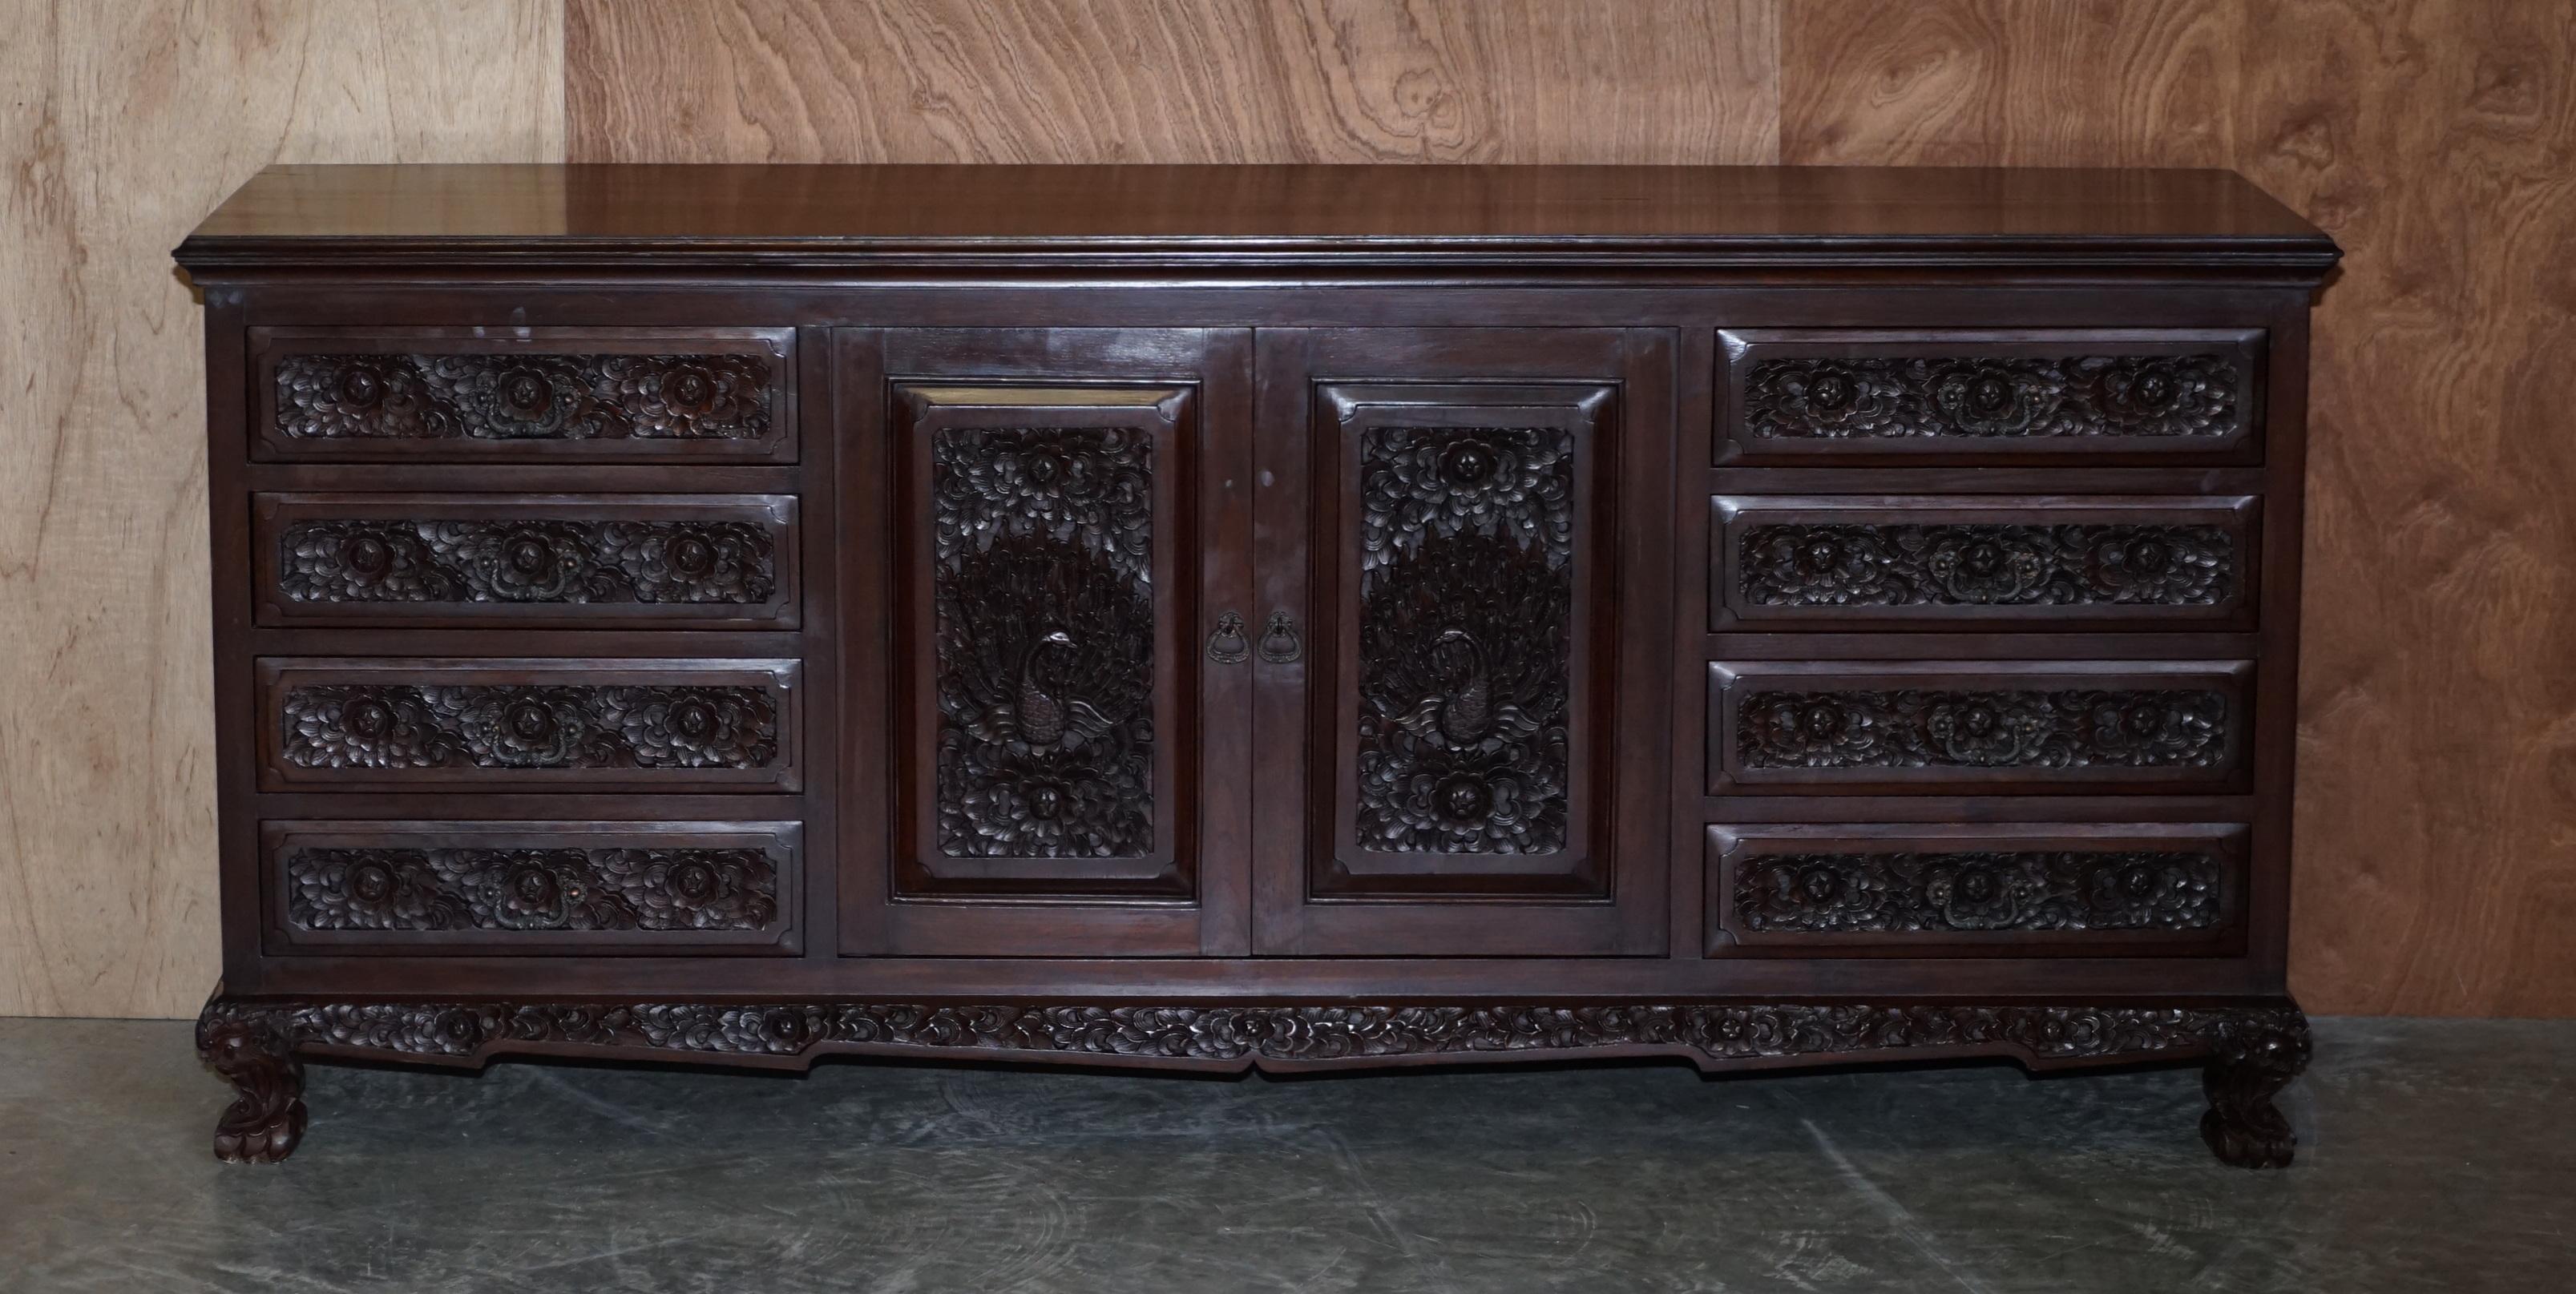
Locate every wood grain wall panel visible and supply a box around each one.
[0,1,563,1019]
[1780,0,2576,1018]
[564,0,1780,164]
[1781,0,2243,167]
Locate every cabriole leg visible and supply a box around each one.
[2198,1008,2311,1169]
[196,1002,306,1164]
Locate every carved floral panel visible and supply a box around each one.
[1734,849,2225,935]
[281,684,778,771]
[1738,688,2231,772]
[931,426,1156,857]
[287,845,779,933]
[278,518,775,607]
[1744,354,2243,442]
[274,352,775,442]
[1738,523,2235,609]
[1356,426,1573,853]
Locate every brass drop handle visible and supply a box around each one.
[1258,611,1302,663]
[1205,611,1250,664]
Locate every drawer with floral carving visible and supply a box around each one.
[263,820,801,955]
[1707,660,2253,795]
[1718,329,2263,464]
[255,658,801,792]
[1705,823,2247,957]
[252,494,798,628]
[249,327,795,462]
[1712,495,2258,631]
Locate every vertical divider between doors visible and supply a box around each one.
[798,326,842,961]
[1250,329,1317,955]
[1199,329,1259,956]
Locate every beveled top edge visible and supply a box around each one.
[176,163,2339,275]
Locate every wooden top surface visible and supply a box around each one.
[177,164,2337,273]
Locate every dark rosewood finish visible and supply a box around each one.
[180,163,2336,1168]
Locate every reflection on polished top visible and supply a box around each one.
[176,164,2338,271]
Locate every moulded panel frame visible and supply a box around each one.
[261,819,805,957]
[254,656,804,793]
[248,326,798,463]
[1706,659,2255,796]
[1710,494,2260,632]
[1705,820,2251,959]
[251,492,801,629]
[1716,328,2266,467]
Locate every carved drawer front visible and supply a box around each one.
[264,820,801,955]
[257,659,801,792]
[253,494,797,628]
[1708,660,2252,795]
[1718,329,2263,464]
[1713,495,2258,630]
[1706,823,2247,957]
[251,327,795,462]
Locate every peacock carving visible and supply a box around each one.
[935,522,1155,857]
[1356,424,1575,856]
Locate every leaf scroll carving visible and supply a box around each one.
[1739,523,2234,609]
[1735,850,2226,934]
[275,353,776,442]
[286,845,779,933]
[1738,688,2232,772]
[1745,353,2244,442]
[280,684,778,771]
[279,518,775,607]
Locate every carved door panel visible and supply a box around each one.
[1251,330,1675,956]
[839,330,1254,956]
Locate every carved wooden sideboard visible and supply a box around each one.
[178,164,2336,1167]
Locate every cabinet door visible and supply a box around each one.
[838,330,1254,956]
[1251,329,1674,955]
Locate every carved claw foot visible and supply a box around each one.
[196,1004,306,1163]
[2198,1008,2310,1169]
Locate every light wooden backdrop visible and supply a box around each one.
[6,0,2569,1018]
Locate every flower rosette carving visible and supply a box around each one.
[280,522,459,603]
[931,425,1153,567]
[1742,352,2245,441]
[1738,522,2234,611]
[604,355,772,439]
[276,355,449,440]
[288,848,465,930]
[277,352,773,444]
[610,687,777,769]
[600,848,777,930]
[1738,691,1888,768]
[441,521,601,602]
[1920,695,2052,766]
[421,355,608,440]
[1358,426,1573,574]
[1737,688,2231,772]
[287,845,780,934]
[1921,531,2053,603]
[1929,361,2065,436]
[436,686,597,768]
[602,522,774,603]
[1737,850,2225,936]
[1744,360,1918,439]
[284,685,453,769]
[2081,526,2229,603]
[2076,355,2238,437]
[2077,691,2227,767]
[1738,526,1907,606]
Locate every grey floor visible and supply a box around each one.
[2,1018,2568,1292]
